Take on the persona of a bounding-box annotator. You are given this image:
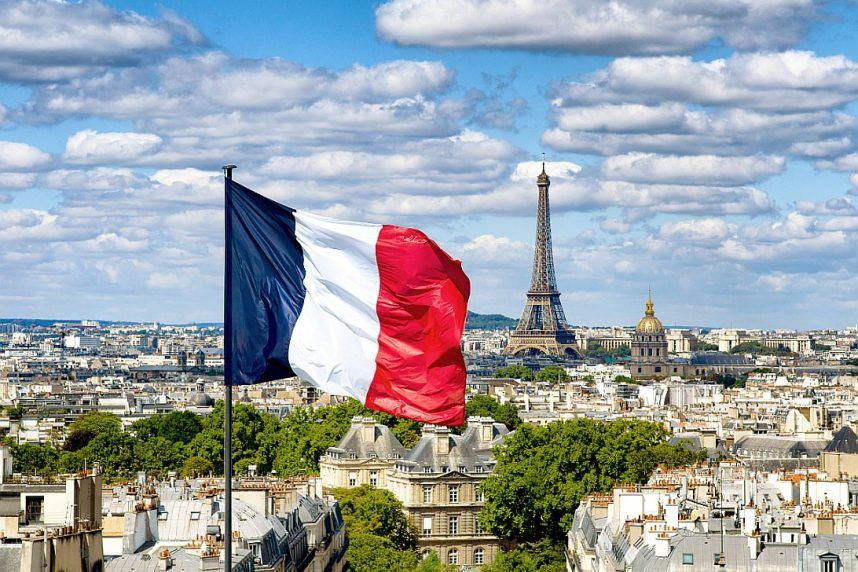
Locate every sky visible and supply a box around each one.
[2,1,858,329]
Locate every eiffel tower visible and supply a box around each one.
[505,163,579,357]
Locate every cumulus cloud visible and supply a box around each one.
[375,0,814,55]
[601,153,785,186]
[0,0,206,83]
[0,141,51,171]
[63,130,163,164]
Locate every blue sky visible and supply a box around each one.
[2,0,858,329]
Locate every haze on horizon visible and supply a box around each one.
[1,1,858,330]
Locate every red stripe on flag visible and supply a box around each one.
[364,225,470,426]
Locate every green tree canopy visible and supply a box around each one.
[481,540,565,572]
[64,411,122,452]
[494,365,534,381]
[465,394,522,430]
[345,532,417,572]
[10,443,59,476]
[479,419,705,543]
[535,365,569,383]
[333,485,417,551]
[131,411,202,444]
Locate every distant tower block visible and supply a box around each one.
[505,164,579,357]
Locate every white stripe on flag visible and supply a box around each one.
[289,211,383,402]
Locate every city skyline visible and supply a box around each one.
[2,1,858,328]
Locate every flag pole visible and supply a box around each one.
[222,163,237,571]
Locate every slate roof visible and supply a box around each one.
[631,529,798,571]
[326,417,407,459]
[824,425,858,454]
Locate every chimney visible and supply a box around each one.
[654,532,672,557]
[664,499,679,529]
[748,532,761,559]
[480,418,495,443]
[741,506,757,536]
[361,417,376,445]
[158,548,172,570]
[435,426,450,455]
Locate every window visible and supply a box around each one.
[655,366,662,373]
[449,485,459,503]
[422,550,432,560]
[422,516,433,536]
[190,511,201,521]
[475,488,485,503]
[448,549,458,564]
[682,553,693,565]
[821,556,839,572]
[474,548,484,565]
[369,471,378,487]
[348,471,357,487]
[449,516,459,535]
[423,486,433,503]
[459,465,467,473]
[475,515,484,534]
[25,496,44,524]
[424,466,432,474]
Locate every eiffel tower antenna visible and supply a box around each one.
[505,161,579,357]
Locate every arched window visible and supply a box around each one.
[448,549,459,564]
[422,550,433,560]
[474,548,485,565]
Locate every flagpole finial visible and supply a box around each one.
[222,164,237,180]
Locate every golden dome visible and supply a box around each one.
[635,289,664,334]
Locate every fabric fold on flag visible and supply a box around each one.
[225,179,470,426]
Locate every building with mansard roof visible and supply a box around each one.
[320,416,510,568]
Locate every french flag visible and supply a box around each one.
[225,179,470,426]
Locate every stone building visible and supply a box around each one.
[388,419,509,568]
[630,292,670,379]
[319,417,407,490]
[320,416,510,568]
[0,445,104,572]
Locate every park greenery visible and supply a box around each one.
[5,396,704,571]
[334,485,455,571]
[583,343,631,360]
[494,364,534,380]
[3,394,522,481]
[729,341,795,356]
[494,364,572,384]
[479,418,707,544]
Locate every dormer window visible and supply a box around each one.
[820,554,840,572]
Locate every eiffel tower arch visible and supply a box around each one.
[505,164,579,357]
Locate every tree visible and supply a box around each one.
[181,456,215,478]
[414,552,457,572]
[465,394,521,430]
[333,485,417,551]
[494,365,534,381]
[479,419,701,543]
[482,540,565,572]
[11,443,59,476]
[345,532,417,572]
[536,365,569,383]
[131,411,202,444]
[65,411,122,451]
[697,342,718,351]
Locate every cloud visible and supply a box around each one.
[375,0,814,55]
[0,0,206,83]
[146,272,181,289]
[0,141,51,171]
[657,218,736,244]
[601,153,785,186]
[63,129,163,164]
[22,53,463,167]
